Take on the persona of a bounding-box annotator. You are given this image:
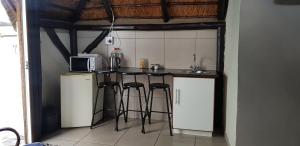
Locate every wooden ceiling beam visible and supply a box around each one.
[70,29,78,56]
[102,0,113,22]
[82,30,110,53]
[217,0,229,20]
[44,28,71,64]
[160,0,170,22]
[48,3,75,12]
[74,22,225,31]
[40,19,73,29]
[71,0,87,22]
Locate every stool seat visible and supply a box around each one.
[124,82,144,88]
[149,83,170,89]
[98,81,120,88]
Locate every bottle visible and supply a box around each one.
[111,48,123,59]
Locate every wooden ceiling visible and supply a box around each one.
[42,0,222,23]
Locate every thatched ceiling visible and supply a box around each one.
[44,0,220,22]
[2,0,225,28]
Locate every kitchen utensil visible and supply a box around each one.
[151,64,160,70]
[139,58,148,69]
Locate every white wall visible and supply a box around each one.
[78,30,218,70]
[237,0,300,146]
[224,0,241,146]
[40,28,70,111]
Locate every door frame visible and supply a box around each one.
[20,0,42,142]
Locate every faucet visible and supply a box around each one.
[190,54,201,72]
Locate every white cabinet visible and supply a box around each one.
[60,73,103,127]
[173,77,215,132]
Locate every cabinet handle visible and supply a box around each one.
[178,89,180,105]
[175,89,178,104]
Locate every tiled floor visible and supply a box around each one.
[42,119,228,146]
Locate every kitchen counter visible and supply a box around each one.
[96,67,218,78]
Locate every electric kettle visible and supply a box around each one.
[109,55,121,69]
[109,48,123,69]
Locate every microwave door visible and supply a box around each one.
[71,58,89,71]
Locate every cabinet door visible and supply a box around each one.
[173,77,215,131]
[61,74,93,127]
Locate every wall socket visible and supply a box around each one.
[105,36,114,45]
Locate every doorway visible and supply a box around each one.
[0,3,25,145]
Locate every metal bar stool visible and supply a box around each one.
[91,71,125,131]
[146,72,173,136]
[120,71,148,134]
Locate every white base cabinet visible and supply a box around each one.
[60,73,103,128]
[173,77,215,132]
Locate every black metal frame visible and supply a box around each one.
[120,72,148,134]
[91,72,126,130]
[146,73,173,136]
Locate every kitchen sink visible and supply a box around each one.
[186,70,205,74]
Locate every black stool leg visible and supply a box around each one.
[125,88,130,122]
[168,87,173,111]
[149,89,154,124]
[91,87,100,128]
[137,88,145,134]
[118,85,126,122]
[164,89,173,136]
[142,86,150,123]
[112,86,119,131]
[146,88,151,124]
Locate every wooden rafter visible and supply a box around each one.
[71,0,87,22]
[74,22,225,31]
[48,3,75,12]
[70,29,78,56]
[217,0,229,20]
[83,30,109,53]
[102,0,113,22]
[160,0,170,22]
[44,28,71,64]
[40,19,73,29]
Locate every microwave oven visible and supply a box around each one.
[69,54,102,72]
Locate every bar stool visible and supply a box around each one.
[91,72,125,131]
[120,71,148,134]
[146,72,173,136]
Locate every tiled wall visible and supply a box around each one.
[78,30,217,70]
[77,30,218,120]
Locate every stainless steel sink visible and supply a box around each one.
[186,70,205,74]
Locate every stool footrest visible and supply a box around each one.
[150,110,173,114]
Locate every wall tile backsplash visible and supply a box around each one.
[77,29,217,70]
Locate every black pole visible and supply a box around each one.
[26,0,42,141]
[214,25,226,133]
